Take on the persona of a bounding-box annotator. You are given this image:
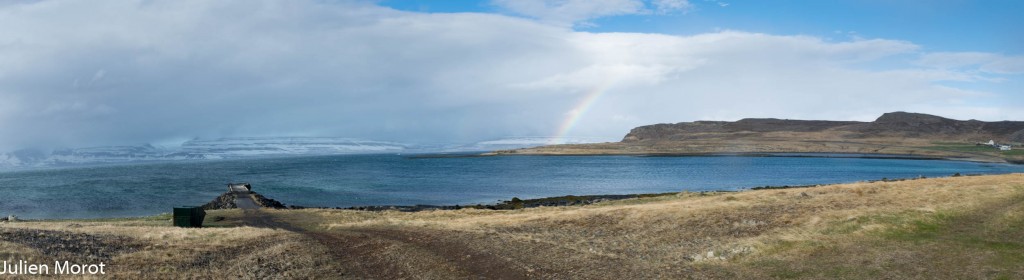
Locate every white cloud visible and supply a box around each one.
[701,0,729,8]
[652,0,692,13]
[982,56,1024,74]
[0,0,1019,151]
[916,52,1024,74]
[491,0,645,26]
[490,0,690,26]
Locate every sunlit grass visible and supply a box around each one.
[2,174,1022,278]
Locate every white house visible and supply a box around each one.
[1000,145,1012,151]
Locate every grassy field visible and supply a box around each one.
[926,143,1023,155]
[926,143,1005,153]
[505,138,1024,163]
[923,143,1024,162]
[2,174,1023,279]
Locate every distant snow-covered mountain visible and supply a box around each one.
[48,144,169,164]
[449,136,616,152]
[0,148,68,168]
[176,137,407,158]
[0,136,616,169]
[0,137,410,169]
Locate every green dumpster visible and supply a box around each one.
[173,206,206,228]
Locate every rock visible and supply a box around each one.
[251,192,287,209]
[201,192,238,210]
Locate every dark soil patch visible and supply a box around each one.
[0,228,142,263]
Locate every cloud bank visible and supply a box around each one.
[0,0,1021,151]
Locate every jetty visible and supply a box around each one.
[228,183,259,209]
[201,183,285,210]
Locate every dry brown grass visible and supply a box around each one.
[2,174,1022,279]
[0,211,338,279]
[277,173,1024,278]
[506,136,1019,163]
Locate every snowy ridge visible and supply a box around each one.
[179,137,407,157]
[0,137,410,169]
[448,136,616,152]
[0,153,24,167]
[47,144,169,164]
[0,136,615,169]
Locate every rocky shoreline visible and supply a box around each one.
[201,191,287,210]
[485,151,1008,164]
[5,173,985,221]
[336,192,687,212]
[199,191,695,212]
[215,173,977,213]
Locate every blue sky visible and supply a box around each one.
[384,0,1024,105]
[377,0,1024,121]
[382,0,1023,54]
[0,0,1022,151]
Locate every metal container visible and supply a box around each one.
[173,206,206,228]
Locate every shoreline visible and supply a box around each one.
[4,174,1021,278]
[478,151,1014,164]
[6,157,1019,220]
[326,172,982,212]
[8,172,994,222]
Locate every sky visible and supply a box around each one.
[0,0,1022,151]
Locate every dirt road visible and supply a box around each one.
[238,209,543,279]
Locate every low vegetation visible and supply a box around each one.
[926,143,1023,156]
[2,174,1022,279]
[504,112,1024,163]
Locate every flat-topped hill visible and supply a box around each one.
[623,112,1024,143]
[499,112,1024,163]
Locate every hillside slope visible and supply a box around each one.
[501,112,1024,163]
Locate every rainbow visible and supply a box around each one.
[550,79,617,144]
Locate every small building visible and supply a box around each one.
[1000,145,1012,151]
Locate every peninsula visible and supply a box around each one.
[494,112,1024,163]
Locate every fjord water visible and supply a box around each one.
[2,154,1023,219]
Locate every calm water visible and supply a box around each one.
[2,154,1023,219]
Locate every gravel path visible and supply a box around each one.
[234,195,259,210]
[229,186,259,210]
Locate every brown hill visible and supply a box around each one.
[624,112,1024,143]
[499,112,1024,163]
